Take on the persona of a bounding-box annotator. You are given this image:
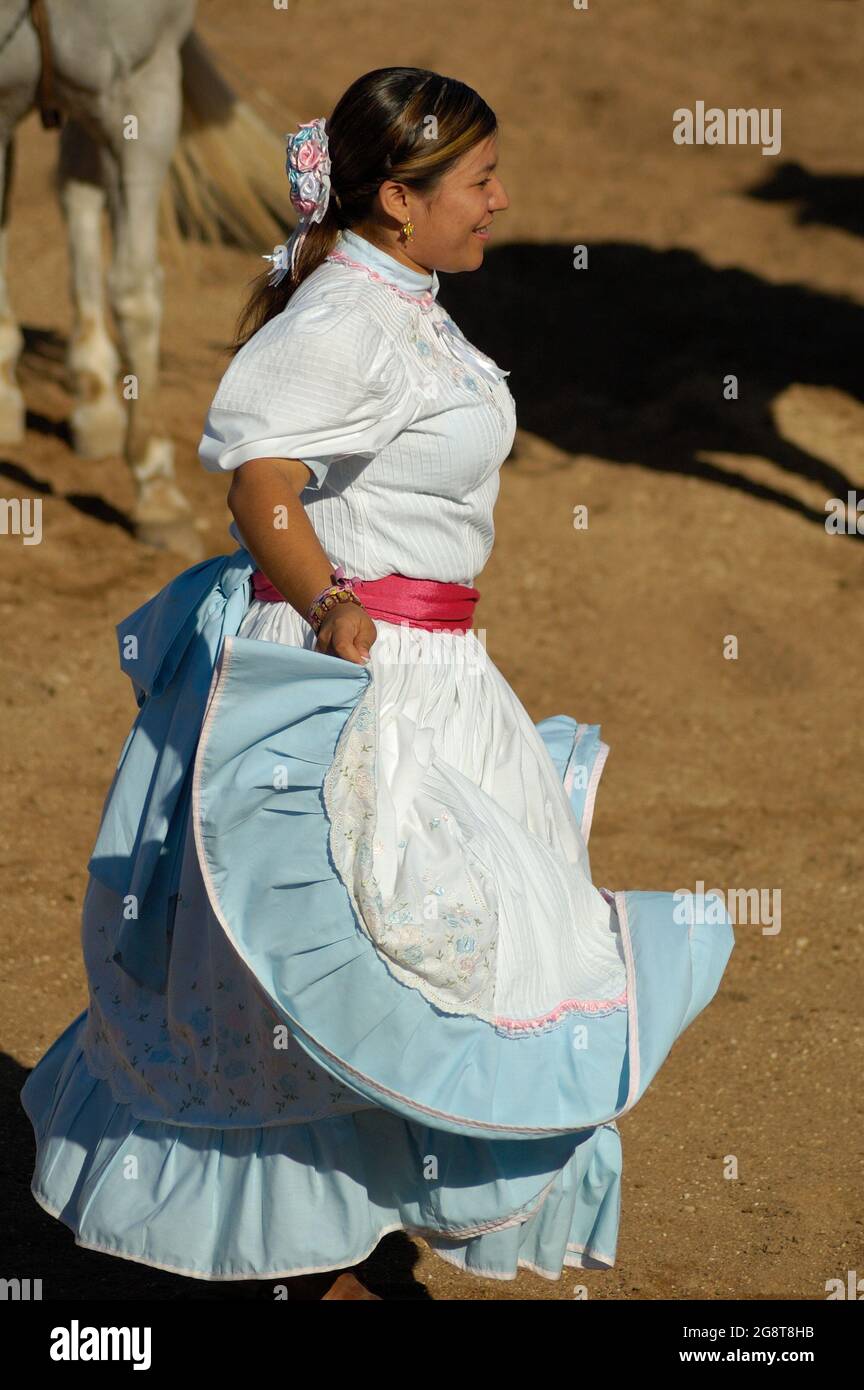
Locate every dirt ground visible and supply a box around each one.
[2,0,862,1301]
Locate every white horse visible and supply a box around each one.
[0,0,291,554]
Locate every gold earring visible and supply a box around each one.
[400,220,415,241]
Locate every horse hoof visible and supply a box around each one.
[70,401,126,459]
[135,515,205,560]
[133,470,203,559]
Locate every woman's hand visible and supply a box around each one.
[314,602,378,665]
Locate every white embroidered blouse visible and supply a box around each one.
[197,227,517,585]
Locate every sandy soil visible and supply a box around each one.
[1,0,862,1300]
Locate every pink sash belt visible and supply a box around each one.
[251,568,479,632]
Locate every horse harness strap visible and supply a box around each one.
[29,0,62,129]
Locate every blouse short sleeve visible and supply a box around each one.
[197,299,414,491]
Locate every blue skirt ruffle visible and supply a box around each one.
[22,1013,621,1281]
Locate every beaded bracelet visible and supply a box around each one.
[306,565,353,613]
[307,566,365,635]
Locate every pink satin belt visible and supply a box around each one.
[250,568,479,632]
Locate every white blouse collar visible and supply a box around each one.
[334,228,440,302]
[329,227,509,385]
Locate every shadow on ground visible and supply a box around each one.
[441,234,863,529]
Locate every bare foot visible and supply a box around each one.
[321,1271,382,1300]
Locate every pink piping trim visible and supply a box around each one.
[492,988,627,1033]
[563,724,610,845]
[325,250,436,309]
[581,741,609,842]
[613,890,640,1110]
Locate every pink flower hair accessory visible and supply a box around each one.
[263,117,333,287]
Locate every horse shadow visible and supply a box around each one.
[441,237,863,529]
[745,162,864,239]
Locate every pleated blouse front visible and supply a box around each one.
[197,227,517,585]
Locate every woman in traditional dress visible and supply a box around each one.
[21,67,734,1298]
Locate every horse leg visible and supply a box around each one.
[57,120,126,458]
[0,133,25,444]
[103,39,201,557]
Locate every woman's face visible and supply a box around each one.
[377,132,509,276]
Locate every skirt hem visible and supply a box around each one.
[21,1020,623,1284]
[27,1183,614,1285]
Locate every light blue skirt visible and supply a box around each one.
[21,550,734,1282]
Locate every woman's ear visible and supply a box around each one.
[378,179,412,226]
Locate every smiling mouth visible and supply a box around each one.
[472,223,491,237]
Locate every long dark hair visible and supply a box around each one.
[228,67,497,354]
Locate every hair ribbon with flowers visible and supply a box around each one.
[263,117,336,287]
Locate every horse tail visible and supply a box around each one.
[160,29,293,261]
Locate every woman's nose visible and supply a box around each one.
[491,177,510,212]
